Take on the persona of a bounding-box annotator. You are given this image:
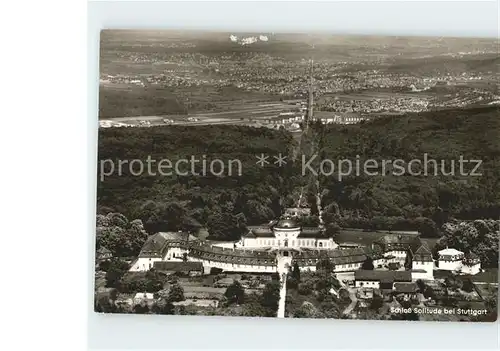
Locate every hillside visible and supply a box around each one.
[318,106,500,224]
[97,125,301,240]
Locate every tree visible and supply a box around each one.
[387,262,400,271]
[152,300,175,315]
[438,220,499,269]
[261,281,281,316]
[444,276,463,291]
[416,279,426,293]
[109,288,118,302]
[99,259,112,272]
[462,278,474,293]
[423,286,437,301]
[206,209,248,241]
[316,259,335,274]
[404,249,413,270]
[105,258,129,288]
[292,262,301,282]
[484,294,497,313]
[325,223,341,238]
[177,305,197,315]
[225,281,245,305]
[210,267,223,275]
[95,294,118,313]
[294,302,323,318]
[168,283,185,302]
[361,257,374,270]
[369,294,384,311]
[298,281,313,296]
[133,303,149,314]
[96,213,149,257]
[414,217,440,238]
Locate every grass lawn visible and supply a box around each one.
[336,229,389,247]
[474,282,498,300]
[336,229,439,249]
[285,288,318,317]
[471,269,498,284]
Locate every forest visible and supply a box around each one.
[97,125,301,240]
[97,106,500,246]
[317,106,500,231]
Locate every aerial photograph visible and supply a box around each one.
[94,29,499,322]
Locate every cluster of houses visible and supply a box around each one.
[97,214,483,313]
[260,112,368,128]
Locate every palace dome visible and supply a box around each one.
[274,217,299,229]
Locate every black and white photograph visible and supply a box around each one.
[94,28,499,322]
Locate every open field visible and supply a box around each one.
[321,90,434,101]
[100,95,305,127]
[99,30,499,121]
[99,84,284,119]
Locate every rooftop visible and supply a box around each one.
[139,232,196,257]
[133,292,154,300]
[153,261,203,272]
[463,252,480,264]
[412,244,433,262]
[245,225,325,238]
[188,242,276,265]
[97,246,112,255]
[374,234,420,246]
[355,270,412,283]
[438,248,464,256]
[274,217,299,229]
[394,282,417,293]
[293,247,371,265]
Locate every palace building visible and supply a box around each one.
[129,216,424,275]
[239,218,337,251]
[127,215,481,278]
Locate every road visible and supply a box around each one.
[337,278,358,317]
[342,288,358,316]
[277,274,287,318]
[276,254,292,318]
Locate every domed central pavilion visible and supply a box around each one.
[239,216,337,252]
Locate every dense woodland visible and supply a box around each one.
[97,106,500,258]
[98,125,300,240]
[316,106,500,228]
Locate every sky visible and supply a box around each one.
[90,1,499,38]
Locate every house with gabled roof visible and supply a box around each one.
[129,231,197,272]
[96,246,113,262]
[354,270,412,290]
[411,244,434,280]
[373,234,421,262]
[437,247,465,272]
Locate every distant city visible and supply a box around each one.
[99,33,499,130]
